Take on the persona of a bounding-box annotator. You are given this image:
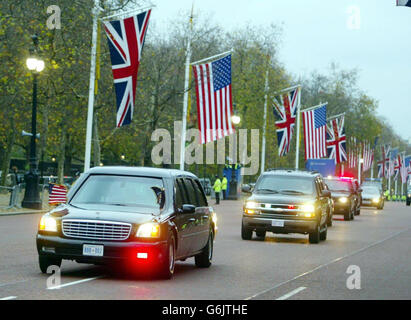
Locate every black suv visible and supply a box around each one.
[324,177,361,220]
[241,169,331,244]
[37,167,217,279]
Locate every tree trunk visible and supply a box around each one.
[0,127,16,186]
[57,128,66,184]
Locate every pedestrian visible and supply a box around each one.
[213,175,222,205]
[222,174,228,200]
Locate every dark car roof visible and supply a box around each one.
[86,166,197,179]
[262,169,320,179]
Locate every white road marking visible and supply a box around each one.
[245,227,410,300]
[48,276,104,290]
[276,287,306,300]
[0,296,17,300]
[0,280,28,288]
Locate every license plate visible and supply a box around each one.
[271,219,284,227]
[83,244,104,257]
[363,200,371,204]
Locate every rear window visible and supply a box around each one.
[325,180,353,192]
[71,175,163,211]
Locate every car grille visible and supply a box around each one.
[258,203,299,216]
[62,220,132,241]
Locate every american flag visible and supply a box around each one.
[193,54,234,144]
[377,145,390,178]
[348,137,357,169]
[48,184,67,205]
[362,142,374,172]
[302,104,327,160]
[326,115,347,164]
[103,10,151,127]
[272,86,300,157]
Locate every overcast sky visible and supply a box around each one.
[150,0,411,142]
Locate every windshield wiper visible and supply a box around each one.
[279,189,305,194]
[256,188,279,193]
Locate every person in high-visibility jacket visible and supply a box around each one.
[213,175,222,205]
[221,175,228,200]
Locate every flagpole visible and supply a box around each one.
[295,86,301,169]
[179,5,194,171]
[260,68,269,174]
[84,0,101,172]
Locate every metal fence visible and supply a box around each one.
[0,183,49,210]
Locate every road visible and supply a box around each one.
[0,201,410,300]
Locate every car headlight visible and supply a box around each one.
[245,201,258,209]
[339,197,348,204]
[39,216,57,232]
[300,204,315,212]
[136,223,160,238]
[372,197,380,203]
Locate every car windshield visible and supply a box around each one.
[70,175,163,210]
[255,176,314,195]
[362,186,380,195]
[325,180,353,192]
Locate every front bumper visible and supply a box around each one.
[333,201,350,214]
[36,234,168,265]
[242,215,317,234]
[361,199,381,207]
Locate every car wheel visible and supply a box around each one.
[320,223,327,241]
[39,255,62,274]
[160,234,176,279]
[351,209,355,220]
[195,229,214,268]
[309,223,320,244]
[355,207,360,216]
[241,222,253,240]
[344,209,351,221]
[255,230,266,239]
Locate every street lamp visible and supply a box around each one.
[231,114,241,125]
[22,35,44,209]
[228,107,242,200]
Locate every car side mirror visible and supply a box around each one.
[242,184,251,193]
[151,186,165,209]
[181,204,196,214]
[322,190,331,198]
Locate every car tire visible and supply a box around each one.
[39,255,62,274]
[320,224,327,241]
[241,222,253,240]
[255,230,266,239]
[160,234,176,279]
[309,223,320,244]
[355,207,360,216]
[344,209,351,221]
[195,229,214,268]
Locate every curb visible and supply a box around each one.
[0,210,48,217]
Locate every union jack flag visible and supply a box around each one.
[326,115,347,164]
[103,10,151,127]
[377,145,390,178]
[272,86,300,157]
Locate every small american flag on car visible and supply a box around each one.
[48,184,67,205]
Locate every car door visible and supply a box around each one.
[182,178,206,254]
[190,178,211,252]
[315,179,327,226]
[174,177,196,258]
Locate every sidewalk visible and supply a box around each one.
[0,207,48,216]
